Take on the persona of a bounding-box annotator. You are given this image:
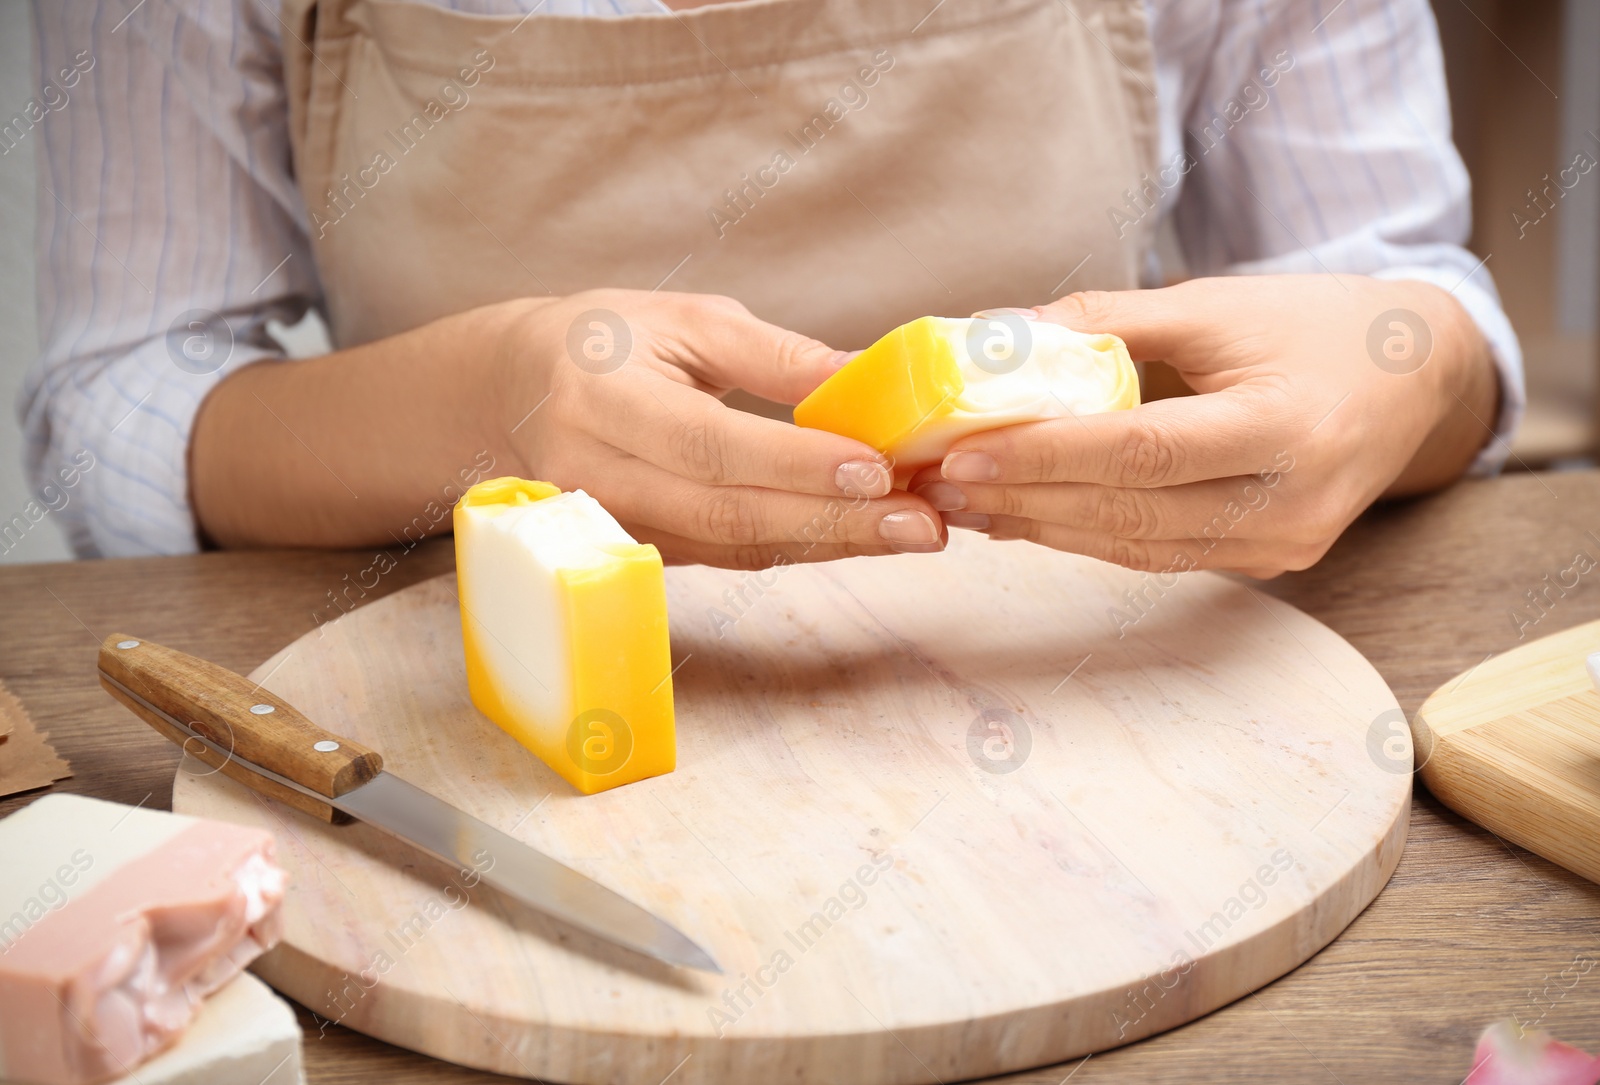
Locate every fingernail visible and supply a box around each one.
[972,307,1038,321]
[879,509,941,548]
[942,451,999,482]
[943,511,991,531]
[836,460,892,498]
[828,349,862,370]
[913,481,967,511]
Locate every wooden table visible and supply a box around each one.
[4,471,1599,1085]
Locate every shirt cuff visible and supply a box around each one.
[1371,264,1526,477]
[24,336,284,558]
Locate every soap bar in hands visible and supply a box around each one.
[0,794,287,1085]
[453,478,675,795]
[794,316,1139,473]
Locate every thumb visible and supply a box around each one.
[1037,281,1238,372]
[668,299,848,405]
[745,332,853,406]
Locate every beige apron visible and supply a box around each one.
[278,0,1158,360]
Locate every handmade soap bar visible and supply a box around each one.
[0,795,286,1085]
[794,316,1139,473]
[12,972,308,1085]
[454,478,675,795]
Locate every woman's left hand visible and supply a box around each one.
[907,274,1502,578]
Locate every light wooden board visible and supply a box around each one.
[1415,617,1600,884]
[175,533,1408,1085]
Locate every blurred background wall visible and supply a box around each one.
[1437,0,1600,466]
[0,0,1597,563]
[0,1,59,562]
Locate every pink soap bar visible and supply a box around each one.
[0,796,287,1085]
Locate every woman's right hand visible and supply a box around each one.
[193,287,942,562]
[488,289,945,568]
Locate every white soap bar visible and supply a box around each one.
[1586,652,1600,695]
[0,795,286,1085]
[3,973,305,1085]
[111,973,304,1085]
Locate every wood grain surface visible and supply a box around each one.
[3,471,1600,1084]
[1415,618,1600,885]
[170,536,1407,1085]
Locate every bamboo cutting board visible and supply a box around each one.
[173,533,1408,1085]
[1414,618,1600,884]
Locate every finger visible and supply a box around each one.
[591,369,893,499]
[974,514,1318,574]
[907,474,1290,542]
[939,390,1297,488]
[623,524,901,570]
[650,293,848,405]
[1036,281,1239,371]
[585,449,946,553]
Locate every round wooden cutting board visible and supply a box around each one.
[175,533,1408,1085]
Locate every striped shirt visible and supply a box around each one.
[21,0,1524,557]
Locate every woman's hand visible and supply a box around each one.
[495,289,944,567]
[907,275,1501,578]
[193,288,942,562]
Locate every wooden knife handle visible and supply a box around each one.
[98,633,383,823]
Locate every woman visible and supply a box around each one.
[24,0,1519,577]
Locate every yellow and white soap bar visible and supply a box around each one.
[794,315,1139,473]
[454,478,674,795]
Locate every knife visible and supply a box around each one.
[96,633,720,974]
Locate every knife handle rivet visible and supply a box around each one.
[249,703,276,715]
[313,740,341,752]
[116,639,140,650]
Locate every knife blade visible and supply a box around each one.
[96,633,720,974]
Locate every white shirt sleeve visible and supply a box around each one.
[1153,0,1525,475]
[22,0,318,557]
